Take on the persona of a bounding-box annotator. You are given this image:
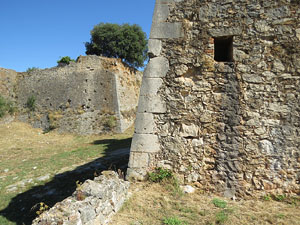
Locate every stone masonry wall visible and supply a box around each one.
[12,55,141,134]
[0,68,18,101]
[128,0,300,198]
[32,171,130,225]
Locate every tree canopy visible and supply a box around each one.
[57,56,75,65]
[85,23,148,68]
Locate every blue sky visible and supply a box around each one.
[0,0,156,72]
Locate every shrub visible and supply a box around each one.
[26,67,39,73]
[148,167,173,182]
[46,111,63,132]
[262,195,271,201]
[163,217,188,225]
[0,95,15,118]
[85,23,148,68]
[57,56,75,65]
[274,194,286,202]
[148,168,183,197]
[103,115,117,129]
[26,95,36,111]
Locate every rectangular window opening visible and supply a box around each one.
[214,36,233,62]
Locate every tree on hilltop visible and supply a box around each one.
[85,23,148,68]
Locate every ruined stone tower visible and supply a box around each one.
[127,0,300,197]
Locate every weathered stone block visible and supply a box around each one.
[150,22,183,39]
[208,27,242,37]
[135,113,156,134]
[200,112,213,123]
[156,0,183,4]
[148,39,162,57]
[152,2,170,23]
[268,103,290,114]
[126,168,148,181]
[140,78,163,96]
[191,138,204,147]
[259,140,275,155]
[128,152,150,168]
[296,29,300,41]
[262,71,276,80]
[180,124,199,137]
[137,95,166,113]
[255,20,272,32]
[273,60,285,72]
[242,74,264,83]
[130,134,160,153]
[144,56,169,78]
[266,6,290,19]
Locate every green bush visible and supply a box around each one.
[26,67,39,73]
[85,23,148,68]
[57,56,75,65]
[148,167,173,182]
[274,194,286,202]
[163,217,188,225]
[148,168,183,197]
[26,95,36,111]
[0,95,15,118]
[103,115,117,129]
[262,195,271,201]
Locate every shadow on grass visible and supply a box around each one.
[0,137,132,225]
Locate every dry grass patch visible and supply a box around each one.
[0,122,130,185]
[111,181,300,225]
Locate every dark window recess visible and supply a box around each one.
[214,36,233,62]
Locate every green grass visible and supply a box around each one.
[274,195,286,202]
[212,198,227,209]
[0,122,133,225]
[215,210,228,224]
[148,167,173,183]
[163,216,188,225]
[263,195,271,201]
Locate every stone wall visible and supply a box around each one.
[128,0,300,198]
[0,55,141,134]
[32,171,130,225]
[0,68,18,100]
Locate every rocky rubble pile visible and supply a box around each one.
[32,171,130,225]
